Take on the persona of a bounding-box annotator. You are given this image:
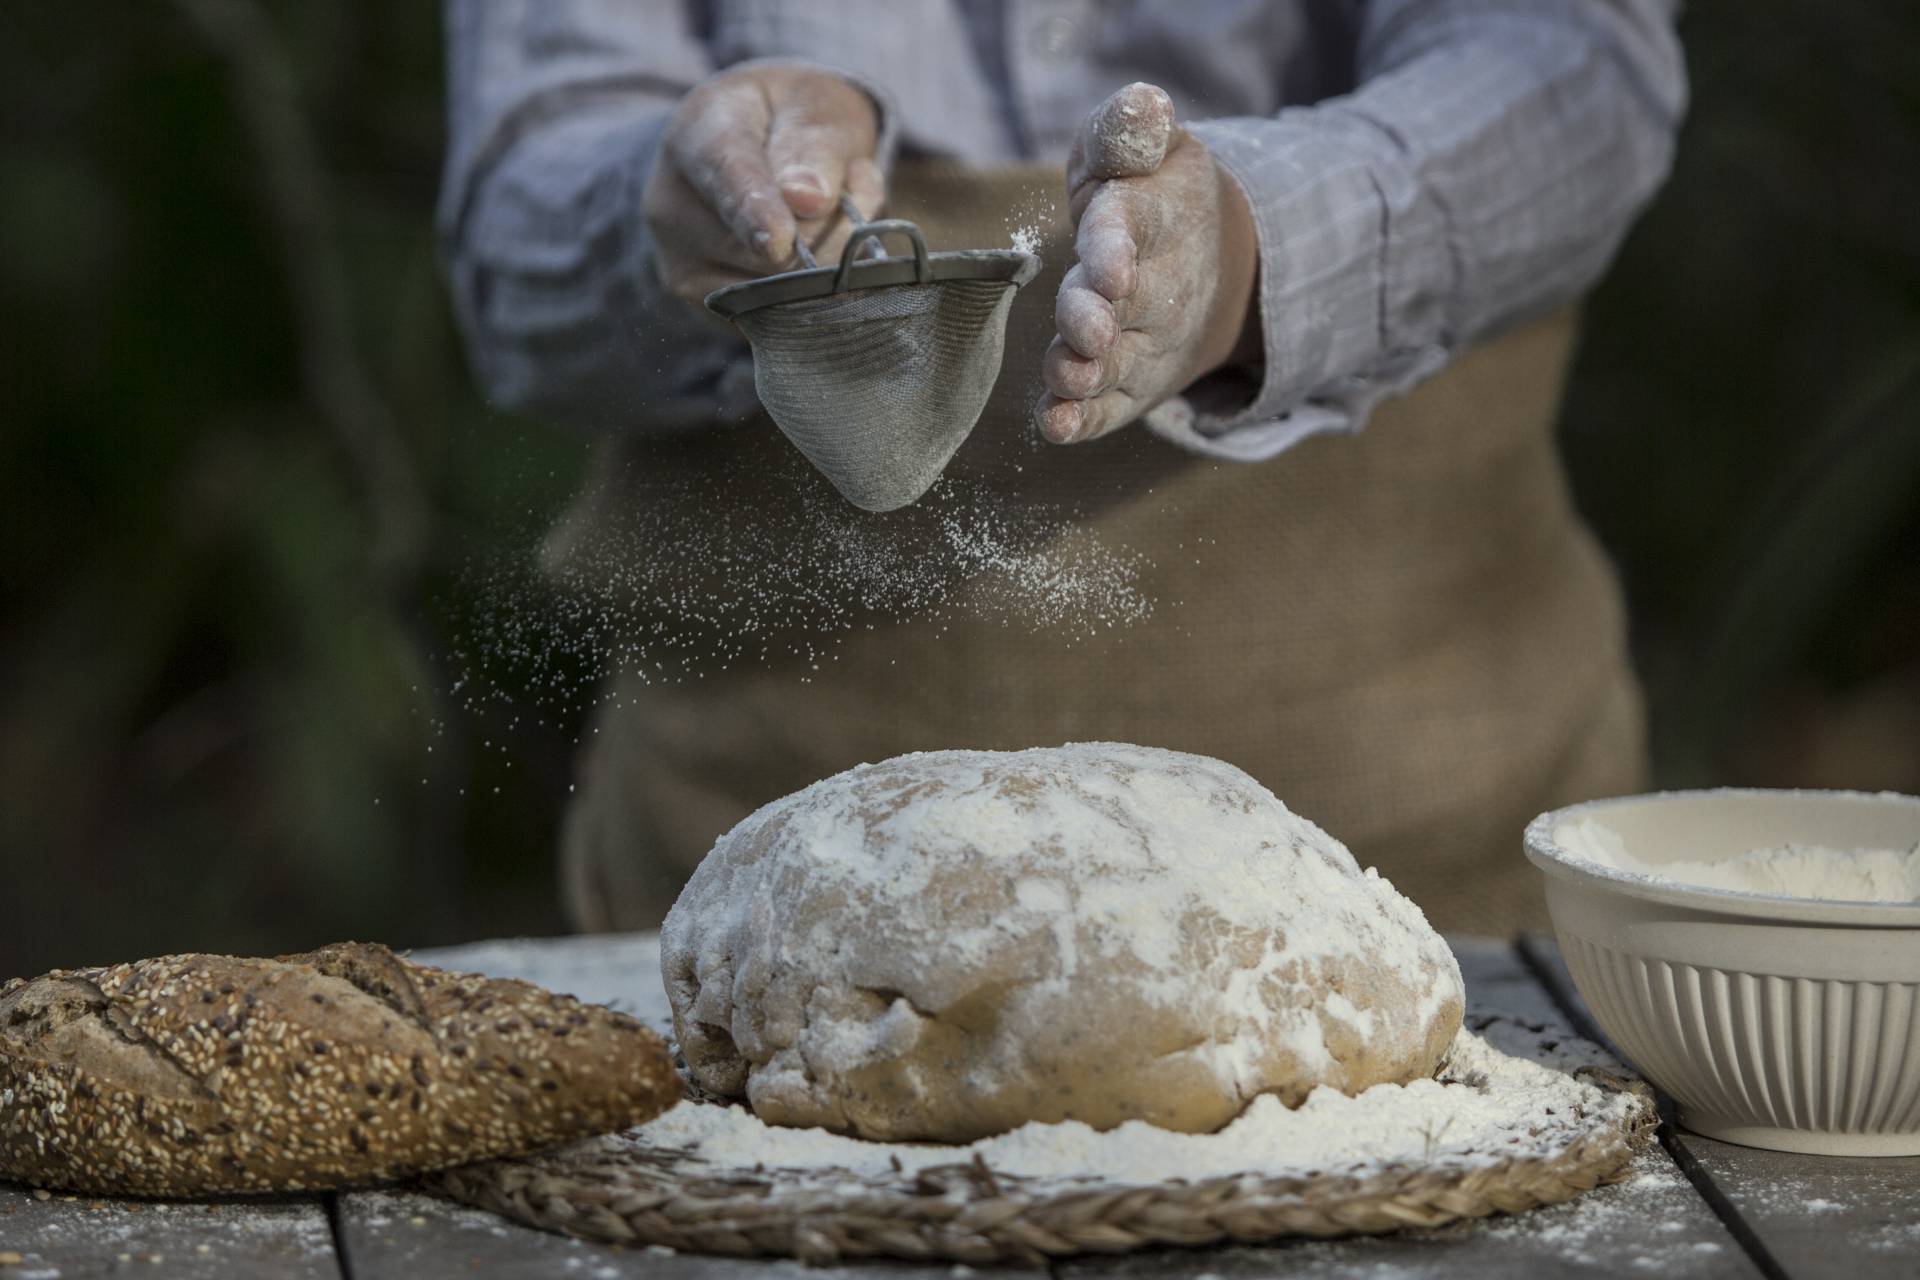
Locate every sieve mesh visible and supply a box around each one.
[732,276,1020,513]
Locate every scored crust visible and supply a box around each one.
[0,942,680,1195]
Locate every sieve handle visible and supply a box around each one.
[842,194,890,264]
[793,195,880,271]
[833,219,932,292]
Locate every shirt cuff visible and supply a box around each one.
[1169,111,1454,461]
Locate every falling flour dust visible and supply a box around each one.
[428,185,1157,734]
[438,444,1155,729]
[423,185,1130,775]
[1005,183,1058,258]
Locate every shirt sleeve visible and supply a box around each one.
[437,1,897,433]
[1160,0,1687,462]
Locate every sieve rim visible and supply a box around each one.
[704,249,1040,320]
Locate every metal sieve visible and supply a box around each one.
[706,198,1040,513]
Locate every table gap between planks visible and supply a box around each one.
[2,933,1911,1278]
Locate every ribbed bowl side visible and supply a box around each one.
[1559,932,1920,1140]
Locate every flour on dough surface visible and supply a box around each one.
[613,1016,1636,1188]
[662,743,1463,1141]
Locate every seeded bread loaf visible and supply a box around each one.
[0,942,679,1195]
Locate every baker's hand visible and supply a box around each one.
[643,64,884,307]
[1035,83,1260,444]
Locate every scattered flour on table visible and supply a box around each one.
[0,1192,333,1276]
[622,1024,1635,1186]
[349,1188,520,1236]
[1867,1218,1920,1253]
[347,1189,631,1276]
[1558,818,1920,903]
[1464,1148,1727,1274]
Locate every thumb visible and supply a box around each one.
[764,84,879,221]
[1068,82,1175,222]
[1084,82,1175,178]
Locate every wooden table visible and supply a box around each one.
[4,934,1915,1278]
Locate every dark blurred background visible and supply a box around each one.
[2,3,1916,977]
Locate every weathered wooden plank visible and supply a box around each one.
[1452,933,1575,1026]
[1512,934,1626,1055]
[0,1183,339,1278]
[1520,932,1920,1279]
[332,1186,1028,1279]
[1061,938,1759,1280]
[1670,1135,1920,1279]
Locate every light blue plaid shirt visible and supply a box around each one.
[440,0,1684,459]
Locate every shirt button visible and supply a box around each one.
[1031,14,1080,58]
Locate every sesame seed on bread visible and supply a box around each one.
[0,942,680,1195]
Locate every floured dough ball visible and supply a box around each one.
[661,743,1463,1142]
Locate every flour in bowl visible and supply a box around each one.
[1558,817,1920,903]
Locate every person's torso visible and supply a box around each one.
[549,158,1644,934]
[698,0,1362,164]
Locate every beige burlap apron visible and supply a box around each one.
[548,162,1646,937]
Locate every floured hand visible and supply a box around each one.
[643,65,884,308]
[1034,83,1260,444]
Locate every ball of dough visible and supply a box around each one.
[661,743,1463,1142]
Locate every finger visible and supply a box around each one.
[1068,387,1142,443]
[843,156,886,220]
[1033,385,1141,445]
[1075,184,1162,300]
[766,86,879,221]
[1048,327,1146,400]
[1033,393,1084,445]
[669,90,794,264]
[1108,267,1180,336]
[767,126,847,222]
[1059,262,1171,344]
[1055,267,1118,357]
[804,156,888,263]
[1068,82,1174,214]
[647,162,798,275]
[1043,335,1109,400]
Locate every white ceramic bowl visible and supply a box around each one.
[1525,788,1920,1156]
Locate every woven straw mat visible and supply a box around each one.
[427,1014,1657,1266]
